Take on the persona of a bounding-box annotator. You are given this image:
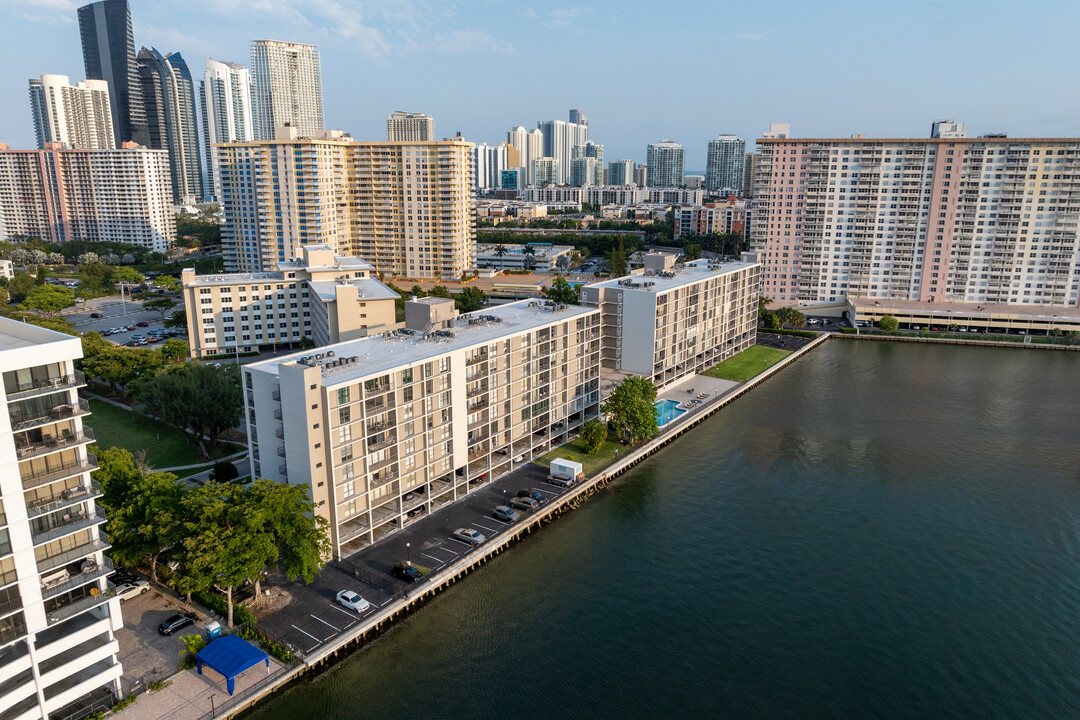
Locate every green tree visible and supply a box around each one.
[102,461,186,582]
[878,315,899,332]
[0,286,10,306]
[211,461,239,482]
[758,295,773,323]
[789,309,807,330]
[143,297,177,320]
[164,310,188,329]
[607,238,627,277]
[82,346,164,390]
[17,314,77,336]
[20,284,75,317]
[132,363,242,459]
[1065,331,1080,346]
[428,286,452,299]
[111,265,144,289]
[409,284,426,298]
[160,339,189,362]
[601,376,659,444]
[580,418,607,454]
[92,446,145,513]
[152,275,181,293]
[35,265,48,286]
[454,286,487,313]
[522,244,537,257]
[764,311,781,330]
[493,244,508,258]
[543,277,578,305]
[247,479,330,592]
[555,255,571,272]
[522,255,537,271]
[683,244,703,261]
[299,336,316,350]
[8,273,37,303]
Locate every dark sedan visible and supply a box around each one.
[158,611,198,636]
[392,562,424,583]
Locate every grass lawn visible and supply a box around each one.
[85,399,241,470]
[703,345,792,382]
[535,437,631,478]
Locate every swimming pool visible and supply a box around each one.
[655,398,687,427]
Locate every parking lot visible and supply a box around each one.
[63,295,185,345]
[113,584,206,692]
[258,461,573,656]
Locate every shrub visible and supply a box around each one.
[580,419,607,454]
[212,461,239,482]
[193,590,256,626]
[839,327,856,334]
[111,695,137,712]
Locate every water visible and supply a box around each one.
[654,397,687,426]
[244,341,1080,720]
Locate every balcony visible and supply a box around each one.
[5,371,85,401]
[26,482,102,519]
[32,510,106,547]
[46,588,115,626]
[10,399,90,433]
[21,456,98,492]
[15,427,95,461]
[41,558,114,601]
[36,536,111,575]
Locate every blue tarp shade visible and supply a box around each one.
[195,634,270,695]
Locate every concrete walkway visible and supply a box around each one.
[113,658,286,720]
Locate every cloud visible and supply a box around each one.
[2,0,80,24]
[734,31,765,41]
[397,28,514,56]
[134,22,223,57]
[518,6,594,30]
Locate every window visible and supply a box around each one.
[337,387,350,405]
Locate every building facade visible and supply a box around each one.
[201,58,253,202]
[471,143,508,191]
[580,254,760,387]
[0,318,124,720]
[584,185,643,206]
[78,0,146,147]
[250,40,324,141]
[507,126,543,187]
[646,140,685,188]
[386,112,434,142]
[538,119,588,185]
[181,245,398,358]
[751,128,1080,307]
[520,187,582,204]
[531,157,559,187]
[28,75,114,150]
[607,159,635,187]
[217,127,474,279]
[137,48,203,205]
[0,143,174,252]
[673,198,752,238]
[475,243,574,271]
[704,135,746,194]
[242,298,601,559]
[647,187,703,204]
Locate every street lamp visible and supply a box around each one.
[406,542,411,566]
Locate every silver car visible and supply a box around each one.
[452,528,486,546]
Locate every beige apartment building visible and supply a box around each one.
[580,254,761,388]
[216,127,474,279]
[0,319,124,720]
[242,298,601,558]
[181,244,398,358]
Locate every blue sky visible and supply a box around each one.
[1,0,1078,169]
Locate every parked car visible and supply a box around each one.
[509,496,539,511]
[335,590,371,613]
[90,313,103,319]
[452,528,486,546]
[158,611,198,635]
[517,489,547,505]
[392,562,423,583]
[493,505,520,522]
[407,507,424,517]
[136,321,149,327]
[108,570,140,586]
[114,579,149,603]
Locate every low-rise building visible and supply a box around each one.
[242,298,601,558]
[673,198,752,238]
[475,244,575,271]
[580,254,760,387]
[0,318,123,719]
[182,244,398,358]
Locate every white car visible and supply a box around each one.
[336,589,371,613]
[114,579,149,603]
[452,528,487,546]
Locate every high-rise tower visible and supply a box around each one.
[250,40,324,140]
[78,0,147,146]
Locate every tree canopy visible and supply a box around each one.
[454,286,487,313]
[19,284,75,316]
[143,296,177,319]
[580,418,607,454]
[878,315,899,332]
[543,277,578,305]
[601,376,659,444]
[132,363,243,459]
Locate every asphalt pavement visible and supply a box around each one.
[63,294,185,344]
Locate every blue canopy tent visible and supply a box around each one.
[195,634,270,695]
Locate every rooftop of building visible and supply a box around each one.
[475,243,574,257]
[757,136,1080,144]
[848,297,1080,322]
[0,316,80,353]
[587,258,758,294]
[306,277,399,302]
[183,271,286,287]
[246,299,597,385]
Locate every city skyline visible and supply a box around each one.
[1,1,1077,167]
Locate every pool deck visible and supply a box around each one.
[657,374,739,408]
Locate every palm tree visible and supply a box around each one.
[493,244,508,258]
[522,244,537,257]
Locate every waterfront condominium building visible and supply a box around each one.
[507,126,543,186]
[201,58,253,202]
[78,0,147,147]
[607,159,635,187]
[137,48,204,205]
[250,40,324,141]
[470,143,508,191]
[242,298,601,558]
[751,125,1080,307]
[217,126,474,278]
[673,198,752,239]
[705,134,746,195]
[646,140,685,189]
[28,75,114,150]
[538,119,588,185]
[580,254,760,388]
[0,143,174,252]
[181,244,398,358]
[0,318,124,720]
[386,112,434,142]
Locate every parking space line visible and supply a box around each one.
[448,538,473,548]
[330,605,359,620]
[292,624,321,643]
[421,553,446,567]
[532,487,556,495]
[310,614,339,631]
[471,522,498,533]
[490,517,511,525]
[435,545,458,557]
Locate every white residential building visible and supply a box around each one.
[704,134,746,194]
[475,244,575,271]
[538,119,588,185]
[0,142,174,252]
[646,140,685,188]
[580,254,761,388]
[471,143,508,191]
[250,40,324,141]
[181,244,399,358]
[386,112,434,142]
[647,187,703,205]
[242,298,602,558]
[28,75,114,150]
[584,185,644,206]
[200,58,253,202]
[532,157,559,187]
[0,318,124,720]
[507,126,543,186]
[607,159,635,187]
[520,187,583,204]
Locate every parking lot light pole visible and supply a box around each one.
[406,542,411,565]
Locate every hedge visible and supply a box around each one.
[761,328,819,339]
[194,590,256,626]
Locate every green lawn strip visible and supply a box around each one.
[703,345,792,382]
[534,437,631,478]
[85,399,241,469]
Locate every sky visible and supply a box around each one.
[1,0,1079,170]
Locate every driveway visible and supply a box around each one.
[114,585,206,694]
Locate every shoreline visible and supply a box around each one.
[833,332,1080,351]
[195,334,833,719]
